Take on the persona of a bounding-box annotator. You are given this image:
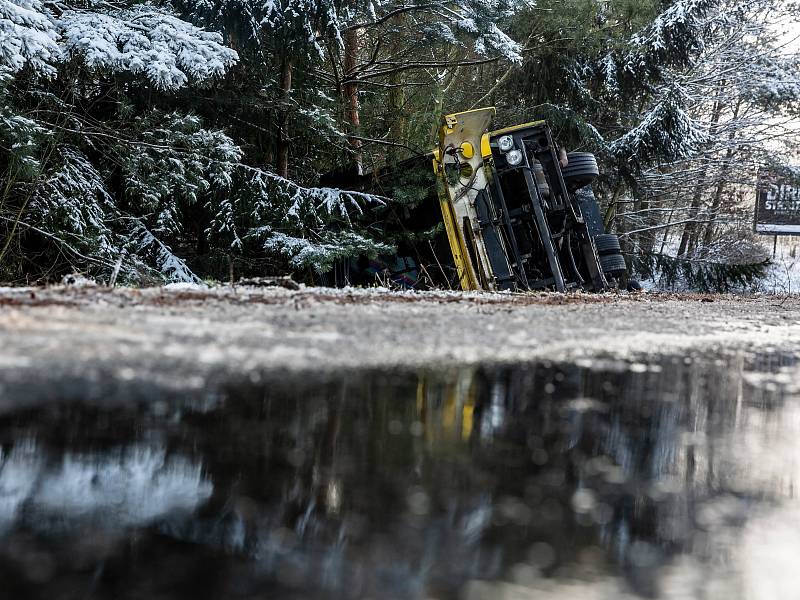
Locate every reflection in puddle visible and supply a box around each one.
[32,447,212,528]
[0,352,797,599]
[0,441,40,535]
[0,443,212,534]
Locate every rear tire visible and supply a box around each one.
[600,253,627,278]
[594,234,621,256]
[562,152,599,190]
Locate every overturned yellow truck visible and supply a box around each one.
[432,107,627,293]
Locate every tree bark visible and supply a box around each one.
[700,100,742,254]
[677,181,705,257]
[276,58,293,179]
[386,70,406,164]
[603,184,624,232]
[677,86,726,257]
[343,28,363,175]
[699,164,729,254]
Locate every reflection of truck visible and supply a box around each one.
[432,108,626,292]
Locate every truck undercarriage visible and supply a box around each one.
[432,107,628,293]
[328,108,629,292]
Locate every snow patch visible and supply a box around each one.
[0,0,60,75]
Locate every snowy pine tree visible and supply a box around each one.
[0,1,244,282]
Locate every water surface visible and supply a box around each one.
[1,351,798,599]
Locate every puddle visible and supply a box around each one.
[0,351,798,599]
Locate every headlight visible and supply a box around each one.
[506,149,524,166]
[497,135,514,152]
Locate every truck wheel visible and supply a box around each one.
[563,163,598,177]
[600,253,627,277]
[594,234,621,256]
[562,152,599,190]
[565,152,598,167]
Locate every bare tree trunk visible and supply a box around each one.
[700,167,729,254]
[603,184,624,232]
[385,15,406,164]
[677,182,704,257]
[686,225,700,257]
[678,86,726,257]
[659,200,678,255]
[700,100,742,254]
[636,193,660,255]
[343,28,363,175]
[386,71,406,164]
[276,58,293,179]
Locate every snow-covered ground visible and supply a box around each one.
[757,237,800,294]
[634,235,800,294]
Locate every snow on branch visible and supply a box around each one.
[625,0,716,77]
[609,88,708,171]
[453,1,522,63]
[335,0,523,63]
[28,147,116,256]
[236,165,391,272]
[0,0,61,75]
[59,3,239,90]
[745,53,800,107]
[260,230,394,273]
[240,164,386,226]
[131,221,201,283]
[470,21,521,63]
[123,111,243,212]
[0,105,49,168]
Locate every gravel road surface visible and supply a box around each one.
[1,285,799,408]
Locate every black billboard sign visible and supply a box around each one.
[755,171,800,235]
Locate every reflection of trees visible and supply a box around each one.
[0,351,796,599]
[472,352,797,597]
[0,442,211,534]
[0,441,40,535]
